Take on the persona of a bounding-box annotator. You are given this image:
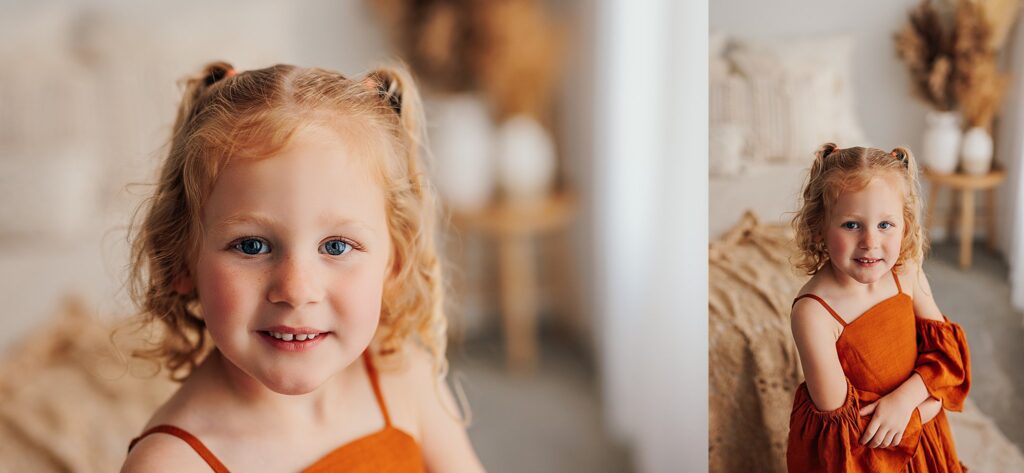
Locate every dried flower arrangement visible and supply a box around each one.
[368,0,563,121]
[895,0,1018,129]
[895,0,957,111]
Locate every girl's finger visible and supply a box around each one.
[880,429,897,449]
[860,418,880,445]
[892,431,903,449]
[859,402,877,417]
[870,428,889,449]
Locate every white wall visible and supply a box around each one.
[591,0,707,470]
[711,0,929,151]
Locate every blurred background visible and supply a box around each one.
[709,0,1024,471]
[0,0,704,472]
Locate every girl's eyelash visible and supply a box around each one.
[225,236,365,253]
[326,237,364,252]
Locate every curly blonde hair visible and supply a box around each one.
[791,143,928,275]
[126,61,447,382]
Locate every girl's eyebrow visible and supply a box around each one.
[214,212,377,235]
[214,213,278,231]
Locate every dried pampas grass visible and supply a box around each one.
[954,0,1012,128]
[368,0,564,120]
[978,0,1021,49]
[895,0,1016,128]
[895,0,956,111]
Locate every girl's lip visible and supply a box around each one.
[258,331,328,352]
[259,325,327,335]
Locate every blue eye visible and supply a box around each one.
[321,239,352,256]
[879,222,895,230]
[234,238,270,255]
[842,221,861,230]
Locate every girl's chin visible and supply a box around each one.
[258,370,335,395]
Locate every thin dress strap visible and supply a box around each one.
[792,294,848,327]
[892,268,903,294]
[362,351,392,427]
[127,425,229,473]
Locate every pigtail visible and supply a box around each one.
[364,66,426,155]
[805,143,838,195]
[172,61,236,136]
[792,143,840,274]
[891,146,928,268]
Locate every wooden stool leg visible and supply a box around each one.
[926,183,940,238]
[959,189,975,269]
[498,234,538,372]
[947,189,959,242]
[986,188,998,251]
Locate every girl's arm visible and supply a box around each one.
[907,262,944,322]
[791,298,850,411]
[404,348,487,473]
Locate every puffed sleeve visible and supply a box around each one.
[914,316,971,411]
[787,381,923,472]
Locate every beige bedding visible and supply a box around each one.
[709,212,1024,473]
[0,297,175,472]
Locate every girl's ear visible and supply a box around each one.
[173,270,195,295]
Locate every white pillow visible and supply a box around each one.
[727,35,866,163]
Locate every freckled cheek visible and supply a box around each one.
[195,259,261,324]
[825,230,855,256]
[326,263,388,326]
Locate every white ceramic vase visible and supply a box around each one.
[494,115,557,204]
[960,127,994,175]
[426,94,495,212]
[922,111,962,173]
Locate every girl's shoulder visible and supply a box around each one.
[791,274,844,340]
[121,386,217,473]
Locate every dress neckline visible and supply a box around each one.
[835,292,911,345]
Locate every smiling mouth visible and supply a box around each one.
[260,330,329,341]
[854,257,883,265]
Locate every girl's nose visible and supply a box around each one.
[266,254,324,308]
[860,229,878,248]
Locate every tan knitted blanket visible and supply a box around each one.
[709,212,1024,473]
[0,297,176,472]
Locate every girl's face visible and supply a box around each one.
[823,173,906,285]
[184,124,392,395]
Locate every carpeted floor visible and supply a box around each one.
[451,332,633,473]
[926,241,1024,451]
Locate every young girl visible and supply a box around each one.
[120,61,485,472]
[787,143,971,472]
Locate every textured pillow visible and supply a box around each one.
[727,35,866,163]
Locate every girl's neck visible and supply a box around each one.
[201,349,349,429]
[825,261,893,297]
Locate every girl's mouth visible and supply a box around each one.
[258,331,330,352]
[854,257,883,266]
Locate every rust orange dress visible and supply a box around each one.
[127,351,426,472]
[787,270,971,472]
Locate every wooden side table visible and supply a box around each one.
[923,166,1006,269]
[449,193,576,371]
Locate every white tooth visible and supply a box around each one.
[295,334,309,341]
[281,333,294,341]
[271,332,284,339]
[308,333,318,339]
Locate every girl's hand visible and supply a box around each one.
[917,397,943,424]
[858,393,916,449]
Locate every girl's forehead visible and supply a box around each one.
[202,124,390,229]
[831,174,906,214]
